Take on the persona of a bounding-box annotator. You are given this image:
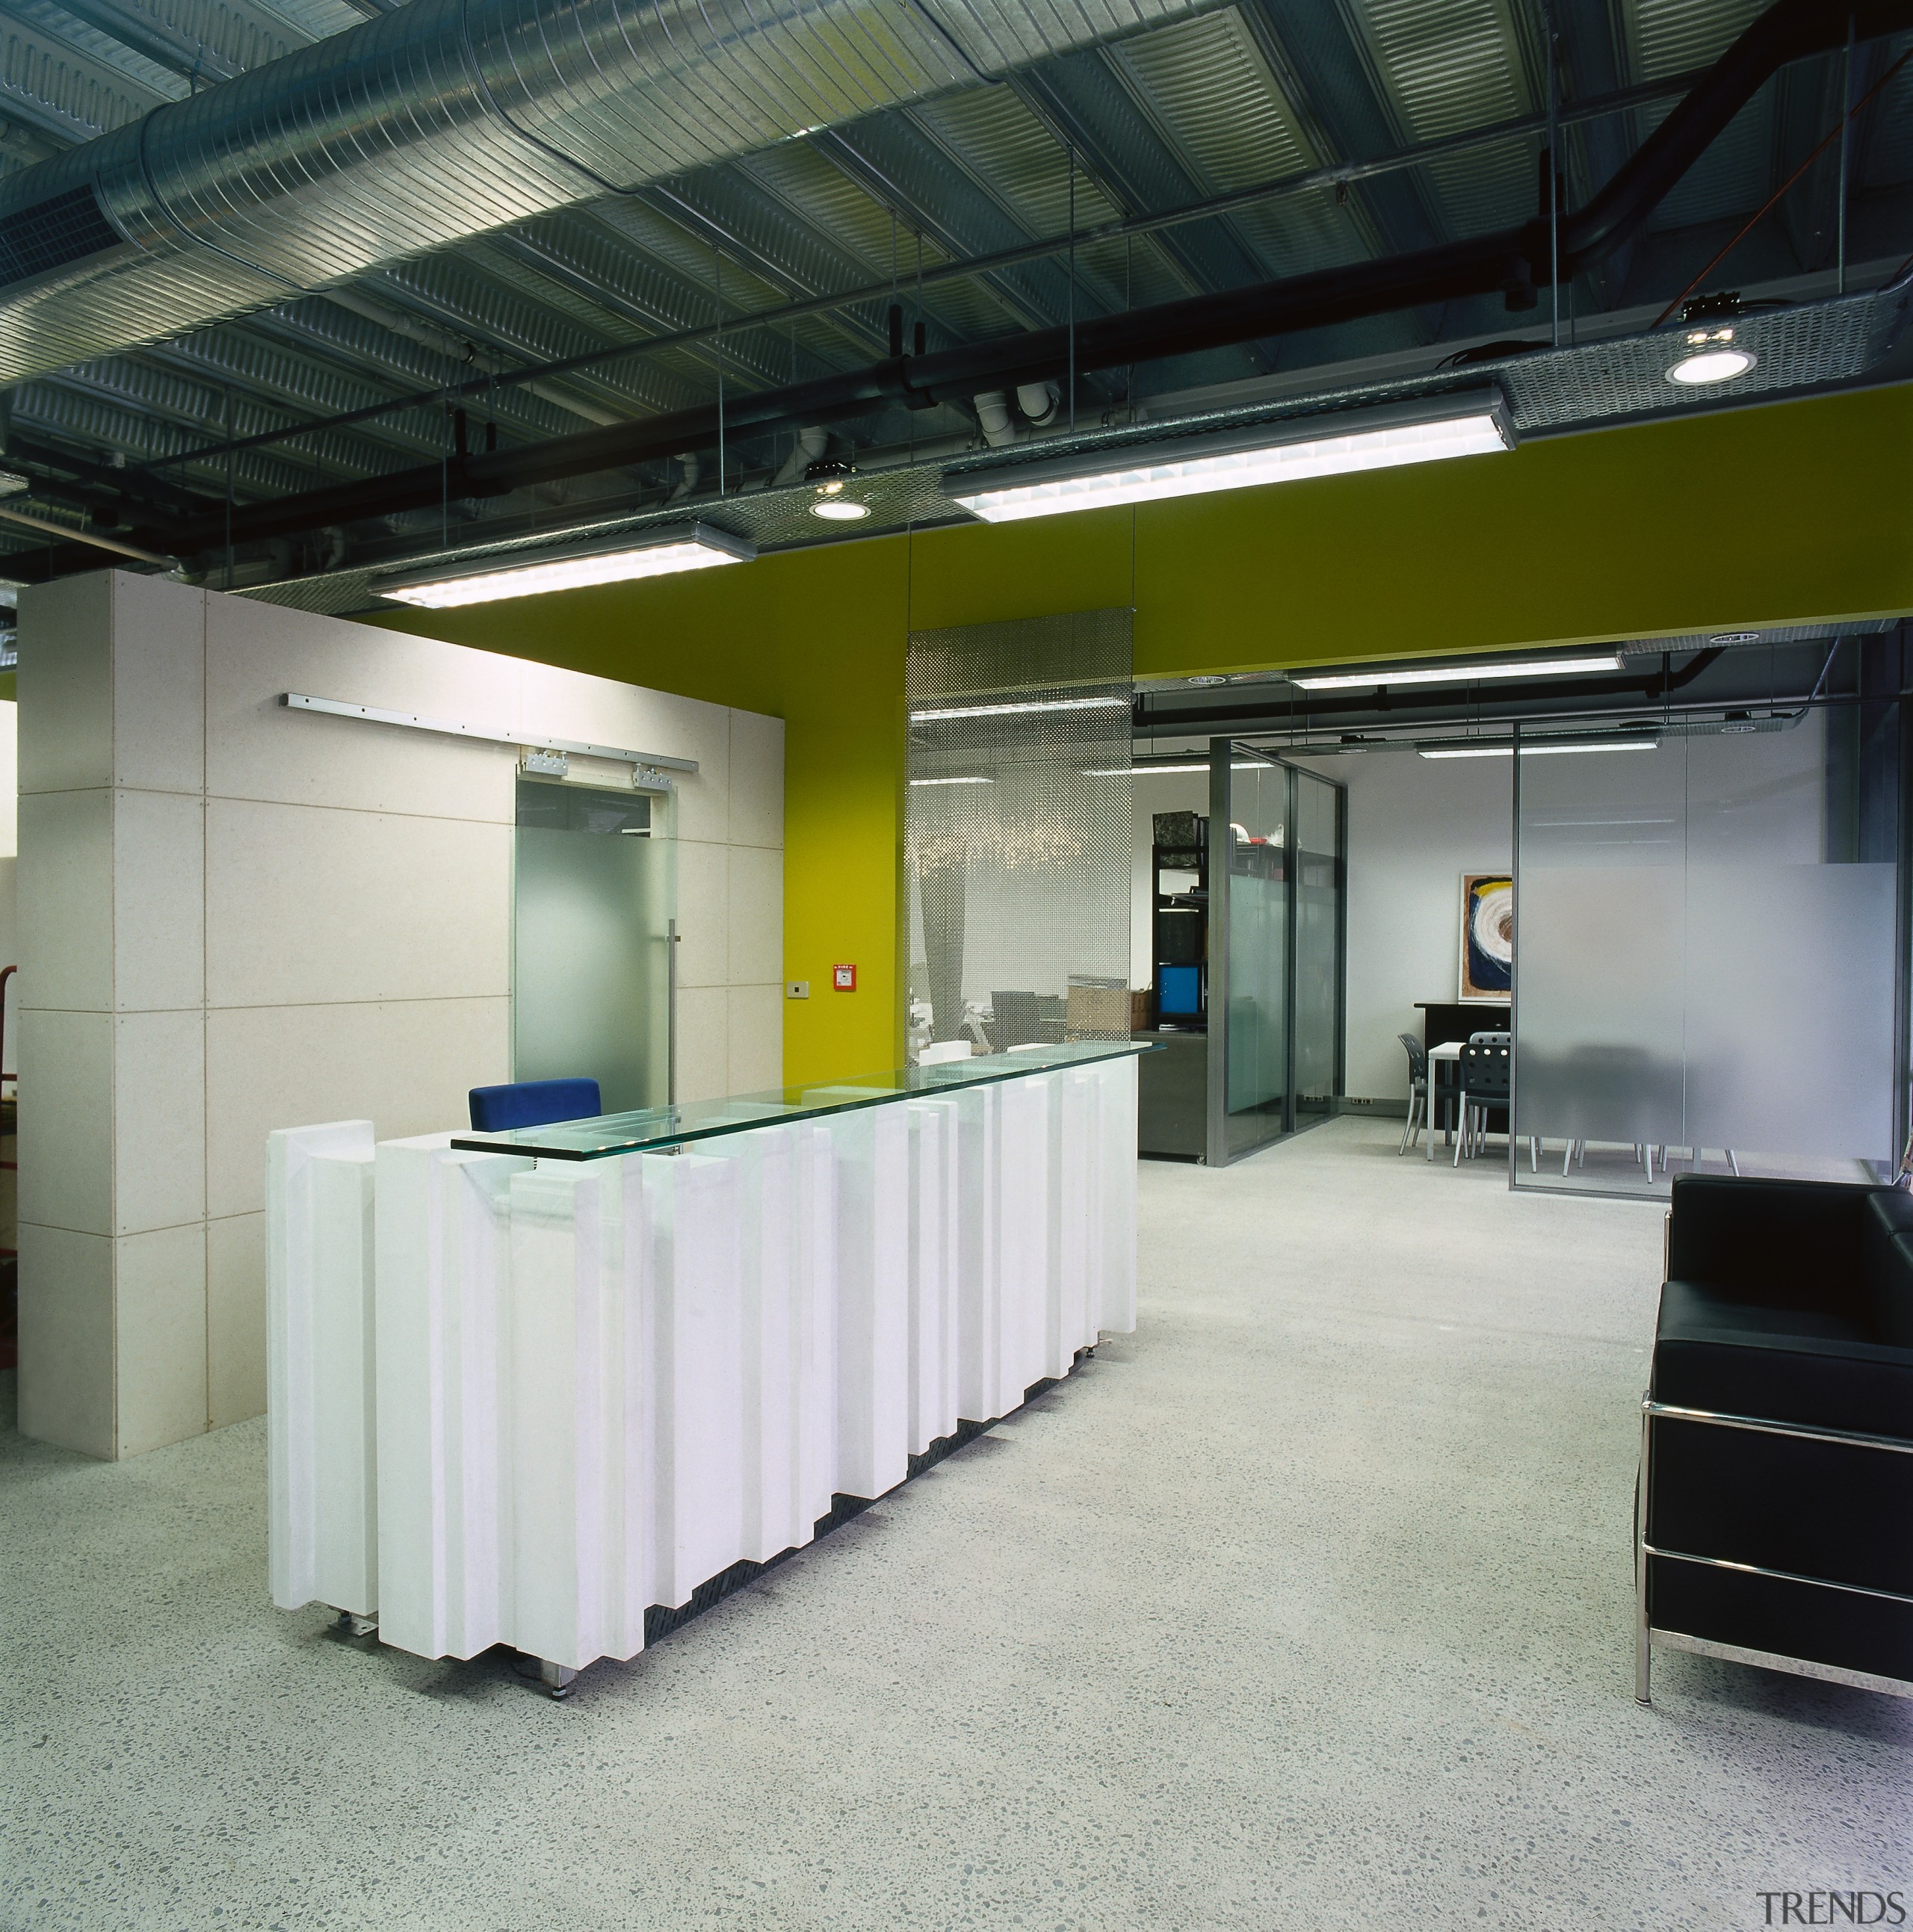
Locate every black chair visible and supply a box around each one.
[1453,1038,1510,1164]
[989,990,1044,1052]
[1637,1175,1913,1704]
[1397,1032,1428,1155]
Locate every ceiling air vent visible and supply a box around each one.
[0,187,123,291]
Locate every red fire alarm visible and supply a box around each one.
[832,963,857,991]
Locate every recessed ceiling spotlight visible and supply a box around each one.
[810,495,871,521]
[1709,631,1761,645]
[1666,329,1755,385]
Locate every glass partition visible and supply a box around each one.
[1215,753,1290,1162]
[1293,769,1345,1127]
[1205,744,1347,1165]
[1512,709,1900,1195]
[513,778,676,1115]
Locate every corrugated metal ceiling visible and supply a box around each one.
[0,0,1905,586]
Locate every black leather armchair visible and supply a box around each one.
[1637,1175,1913,1704]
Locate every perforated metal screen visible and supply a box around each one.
[906,609,1134,1059]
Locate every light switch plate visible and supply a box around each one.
[786,980,809,1000]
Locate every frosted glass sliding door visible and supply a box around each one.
[513,780,676,1115]
[1512,711,1899,1195]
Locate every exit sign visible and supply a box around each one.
[832,963,857,991]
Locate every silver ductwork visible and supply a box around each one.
[0,0,1214,386]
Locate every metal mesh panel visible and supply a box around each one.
[906,609,1134,1061]
[0,188,121,288]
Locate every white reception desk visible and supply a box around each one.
[267,1041,1148,1693]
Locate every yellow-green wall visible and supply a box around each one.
[376,383,1913,1083]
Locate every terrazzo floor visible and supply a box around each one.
[3,1115,1908,1931]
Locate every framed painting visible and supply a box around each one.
[1460,873,1513,1001]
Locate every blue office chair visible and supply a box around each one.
[469,1078,602,1132]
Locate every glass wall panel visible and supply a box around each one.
[1218,755,1290,1162]
[1511,742,1687,1179]
[1514,710,1899,1195]
[514,780,676,1114]
[1293,770,1344,1124]
[1683,727,1896,1162]
[904,610,1133,1059]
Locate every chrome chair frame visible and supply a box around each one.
[1635,1396,1913,1705]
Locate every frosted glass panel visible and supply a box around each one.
[514,782,676,1115]
[1685,863,1894,1154]
[1224,758,1288,1160]
[1512,743,1687,1153]
[1514,712,1899,1195]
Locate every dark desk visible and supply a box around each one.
[1136,1029,1206,1160]
[1415,1000,1509,1053]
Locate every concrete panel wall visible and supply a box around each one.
[16,574,782,1458]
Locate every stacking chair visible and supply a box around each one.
[1453,1037,1512,1165]
[1637,1175,1913,1703]
[1397,1032,1428,1154]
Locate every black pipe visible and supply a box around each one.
[19,0,1902,576]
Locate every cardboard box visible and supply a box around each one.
[1068,982,1131,1037]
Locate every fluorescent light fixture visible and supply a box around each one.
[910,696,1131,723]
[1084,761,1267,776]
[377,522,755,608]
[908,775,993,786]
[1418,737,1658,760]
[945,389,1512,524]
[1292,651,1622,690]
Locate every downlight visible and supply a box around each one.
[810,493,871,521]
[806,458,871,521]
[1666,329,1755,386]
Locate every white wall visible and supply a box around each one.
[16,573,782,1459]
[1292,747,1511,1103]
[0,697,17,1059]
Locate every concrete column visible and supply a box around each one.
[16,572,210,1458]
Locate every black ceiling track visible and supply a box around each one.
[1132,650,1729,734]
[13,0,1907,581]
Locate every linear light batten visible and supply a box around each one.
[1418,738,1659,760]
[908,775,995,786]
[909,696,1131,723]
[1085,761,1269,775]
[377,522,755,608]
[1293,651,1623,690]
[945,391,1513,525]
